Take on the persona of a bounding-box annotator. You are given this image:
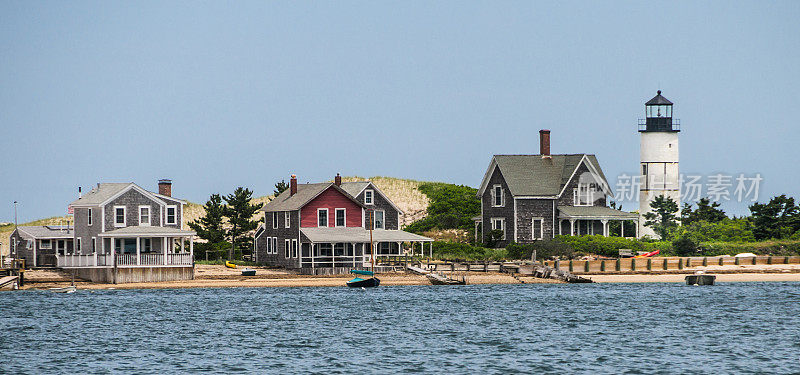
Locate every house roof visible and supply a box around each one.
[480,154,609,198]
[69,183,186,207]
[645,91,673,105]
[98,226,196,237]
[339,182,371,197]
[300,227,432,243]
[558,206,639,219]
[262,183,366,212]
[15,226,74,239]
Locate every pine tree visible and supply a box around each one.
[188,194,227,244]
[223,187,263,260]
[272,180,289,200]
[682,197,727,225]
[749,195,800,240]
[643,195,679,240]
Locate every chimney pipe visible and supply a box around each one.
[539,129,551,158]
[158,179,172,197]
[290,175,298,196]
[334,173,342,186]
[78,187,82,199]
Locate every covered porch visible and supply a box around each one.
[299,227,433,270]
[57,226,196,268]
[557,206,639,238]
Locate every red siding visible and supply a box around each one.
[300,187,363,228]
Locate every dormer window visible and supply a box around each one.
[492,185,504,207]
[364,190,374,205]
[114,206,126,227]
[574,183,593,206]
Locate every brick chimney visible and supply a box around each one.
[539,129,551,158]
[158,179,172,197]
[290,174,298,196]
[334,173,342,186]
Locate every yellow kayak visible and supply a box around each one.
[225,261,237,269]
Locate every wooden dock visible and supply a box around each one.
[0,275,20,289]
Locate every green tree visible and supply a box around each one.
[749,195,800,240]
[188,194,227,244]
[272,180,289,199]
[682,197,727,225]
[223,187,263,260]
[643,195,679,240]
[405,182,480,234]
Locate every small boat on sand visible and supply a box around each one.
[347,270,380,288]
[225,261,237,269]
[49,286,77,293]
[241,268,256,276]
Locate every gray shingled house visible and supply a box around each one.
[475,130,638,247]
[254,174,432,274]
[9,225,74,267]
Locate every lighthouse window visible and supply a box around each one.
[642,164,648,176]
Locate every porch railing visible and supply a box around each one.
[56,253,193,267]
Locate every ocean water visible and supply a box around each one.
[2,282,799,374]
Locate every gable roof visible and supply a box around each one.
[262,183,366,212]
[478,154,611,198]
[15,226,74,239]
[69,183,184,207]
[339,181,404,214]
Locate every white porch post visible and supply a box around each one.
[559,220,563,236]
[189,236,194,262]
[569,219,576,236]
[181,237,185,253]
[601,219,609,237]
[110,237,116,263]
[163,237,167,265]
[136,236,141,265]
[621,220,625,237]
[635,220,640,238]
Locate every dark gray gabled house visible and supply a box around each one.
[475,130,638,247]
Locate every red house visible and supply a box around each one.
[254,174,432,274]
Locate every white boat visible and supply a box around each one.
[49,286,77,293]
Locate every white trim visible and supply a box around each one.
[165,205,177,225]
[335,208,346,227]
[101,206,105,232]
[491,184,504,207]
[292,239,298,258]
[513,198,518,242]
[76,237,82,253]
[317,208,329,227]
[91,237,96,254]
[113,206,126,227]
[139,205,151,226]
[373,209,385,230]
[87,208,93,226]
[100,183,167,209]
[490,217,506,240]
[272,212,278,229]
[364,189,374,205]
[557,155,613,199]
[284,239,290,258]
[531,217,544,240]
[284,211,291,228]
[362,183,404,214]
[272,237,277,255]
[40,239,52,249]
[477,157,499,197]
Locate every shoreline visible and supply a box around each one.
[10,267,800,291]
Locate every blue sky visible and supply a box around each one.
[1,1,798,222]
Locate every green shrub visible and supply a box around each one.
[672,236,698,256]
[506,240,575,260]
[430,241,507,261]
[405,183,480,233]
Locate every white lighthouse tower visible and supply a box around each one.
[638,90,680,238]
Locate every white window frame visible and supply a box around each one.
[573,183,593,206]
[40,239,52,249]
[165,205,177,225]
[284,212,291,228]
[364,190,374,205]
[335,208,346,227]
[139,205,151,226]
[87,208,93,226]
[142,238,152,252]
[292,239,298,258]
[76,238,82,252]
[491,218,506,240]
[272,237,277,255]
[272,212,278,229]
[91,237,96,254]
[285,239,291,258]
[492,184,504,207]
[532,218,544,240]
[317,208,329,227]
[373,210,385,230]
[114,206,126,227]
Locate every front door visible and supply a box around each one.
[56,240,66,255]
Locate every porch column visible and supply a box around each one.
[136,236,141,265]
[352,243,356,268]
[163,237,167,265]
[601,219,609,237]
[311,243,315,271]
[621,220,625,237]
[569,219,576,236]
[181,237,185,253]
[110,237,116,263]
[333,243,337,268]
[559,220,562,236]
[189,236,194,263]
[635,220,640,238]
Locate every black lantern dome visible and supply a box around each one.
[639,90,680,132]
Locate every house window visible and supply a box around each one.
[532,218,544,240]
[492,185,504,207]
[334,243,345,256]
[491,218,505,240]
[292,239,298,258]
[284,212,291,228]
[76,238,82,252]
[318,208,329,227]
[335,209,346,227]
[374,210,385,230]
[642,164,648,176]
[364,190,374,205]
[266,237,272,254]
[272,212,278,229]
[166,205,177,225]
[285,239,291,258]
[272,238,277,255]
[91,238,96,254]
[87,208,93,226]
[319,243,332,256]
[574,183,593,206]
[114,206,126,227]
[139,206,151,226]
[141,238,152,252]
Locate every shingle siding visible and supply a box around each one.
[74,207,102,255]
[103,189,165,230]
[515,199,556,242]
[481,166,514,247]
[355,186,399,230]
[557,163,608,208]
[256,210,301,268]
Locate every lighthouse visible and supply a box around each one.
[638,90,680,238]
